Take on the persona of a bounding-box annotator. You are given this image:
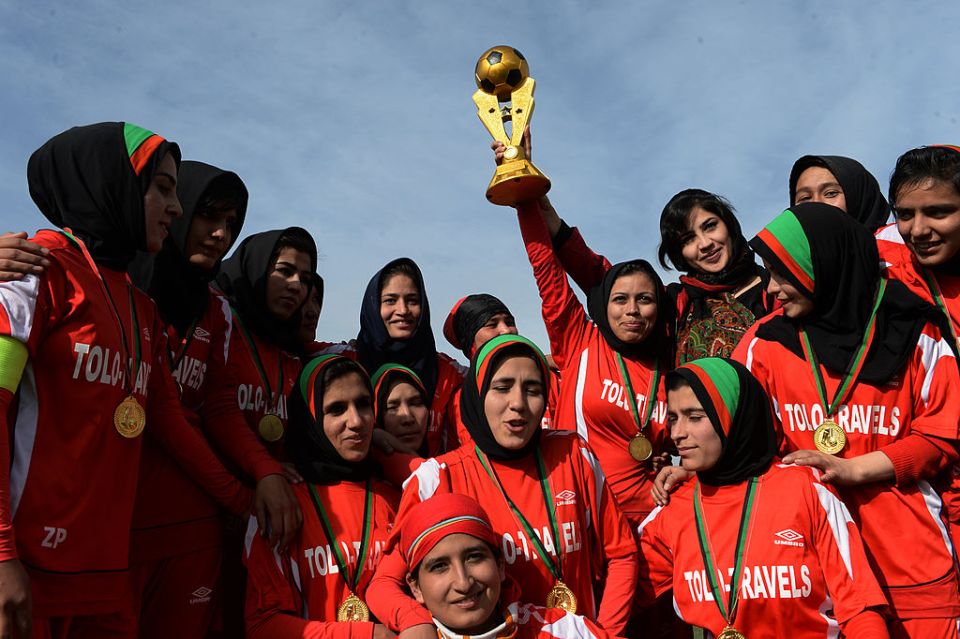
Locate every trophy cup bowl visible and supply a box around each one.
[473,46,551,206]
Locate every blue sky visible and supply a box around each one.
[2,1,959,362]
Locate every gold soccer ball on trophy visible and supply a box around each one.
[475,46,530,101]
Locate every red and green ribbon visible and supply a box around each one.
[232,309,283,413]
[475,446,563,581]
[615,354,659,438]
[166,316,200,375]
[920,268,960,349]
[62,229,142,395]
[307,479,374,593]
[798,279,886,419]
[693,477,759,627]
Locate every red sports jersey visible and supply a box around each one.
[317,343,465,457]
[201,316,301,468]
[637,463,888,636]
[517,203,669,525]
[734,314,960,618]
[876,223,960,569]
[433,600,615,639]
[0,231,250,615]
[367,430,638,636]
[244,479,399,639]
[132,288,238,560]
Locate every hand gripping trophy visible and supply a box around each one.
[473,46,551,206]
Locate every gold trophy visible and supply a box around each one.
[473,46,550,206]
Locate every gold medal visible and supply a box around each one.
[628,434,653,462]
[336,593,370,622]
[717,626,746,639]
[813,418,846,455]
[258,414,284,442]
[545,581,577,613]
[114,395,146,438]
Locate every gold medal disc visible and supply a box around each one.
[545,581,577,613]
[628,434,653,462]
[114,395,146,438]
[717,626,746,639]
[258,414,284,442]
[813,418,846,455]
[337,593,370,622]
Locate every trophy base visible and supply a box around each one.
[486,159,551,206]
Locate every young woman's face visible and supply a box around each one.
[482,355,545,450]
[894,178,960,268]
[679,207,734,274]
[470,313,518,355]
[763,262,814,319]
[143,152,182,253]
[606,271,658,344]
[381,274,422,340]
[667,383,723,472]
[299,286,322,345]
[407,533,504,635]
[382,380,429,451]
[265,246,314,320]
[794,166,847,211]
[322,372,375,462]
[183,205,238,271]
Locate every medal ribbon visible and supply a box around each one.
[615,354,660,437]
[475,446,563,581]
[167,316,200,374]
[61,230,142,394]
[693,477,759,626]
[798,279,886,419]
[306,479,374,592]
[920,268,960,349]
[231,309,284,413]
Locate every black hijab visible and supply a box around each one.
[751,203,939,383]
[286,355,375,484]
[443,293,514,360]
[356,258,438,398]
[27,122,181,270]
[129,161,248,333]
[460,334,550,461]
[789,155,890,232]
[586,259,674,363]
[666,358,778,486]
[214,227,317,352]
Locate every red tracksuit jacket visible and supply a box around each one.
[516,202,669,526]
[734,311,960,620]
[0,231,250,615]
[366,430,638,636]
[244,479,399,639]
[637,463,889,636]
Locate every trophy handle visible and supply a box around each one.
[507,78,535,148]
[472,90,509,145]
[472,78,537,154]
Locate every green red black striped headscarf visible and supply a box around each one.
[666,358,777,486]
[751,203,939,383]
[286,354,376,484]
[461,334,550,461]
[28,122,181,269]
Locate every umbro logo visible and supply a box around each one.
[189,586,213,604]
[555,490,576,507]
[142,327,151,341]
[774,529,804,547]
[193,326,211,343]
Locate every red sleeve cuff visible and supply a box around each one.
[252,458,285,482]
[883,435,958,485]
[840,610,889,638]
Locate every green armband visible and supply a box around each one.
[0,336,27,393]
